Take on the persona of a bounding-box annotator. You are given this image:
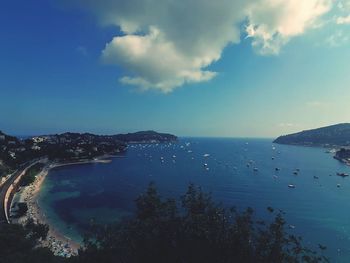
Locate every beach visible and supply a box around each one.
[13,157,113,258]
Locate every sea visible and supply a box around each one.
[37,138,350,262]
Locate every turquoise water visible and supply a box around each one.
[38,138,350,262]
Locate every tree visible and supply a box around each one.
[76,183,329,263]
[25,218,49,241]
[0,223,63,263]
[12,202,28,218]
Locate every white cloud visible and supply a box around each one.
[335,1,350,26]
[326,30,349,46]
[337,0,350,11]
[246,0,332,54]
[101,26,217,93]
[71,0,334,92]
[337,15,350,24]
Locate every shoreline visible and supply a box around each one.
[14,156,114,257]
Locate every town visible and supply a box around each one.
[0,130,177,178]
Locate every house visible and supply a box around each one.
[32,137,45,143]
[31,145,41,151]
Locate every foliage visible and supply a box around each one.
[334,148,350,160]
[76,183,329,263]
[20,163,45,187]
[0,222,63,263]
[12,202,28,218]
[25,218,50,241]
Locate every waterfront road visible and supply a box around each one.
[0,160,41,224]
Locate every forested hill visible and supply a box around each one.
[113,130,177,143]
[273,123,350,147]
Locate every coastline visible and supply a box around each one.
[14,156,114,257]
[333,156,350,166]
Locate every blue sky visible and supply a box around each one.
[0,0,349,137]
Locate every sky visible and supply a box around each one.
[0,0,349,137]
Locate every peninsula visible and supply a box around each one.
[273,123,350,147]
[274,123,350,166]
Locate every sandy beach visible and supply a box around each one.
[14,157,113,257]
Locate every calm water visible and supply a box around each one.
[38,138,350,262]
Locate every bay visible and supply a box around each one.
[38,138,350,262]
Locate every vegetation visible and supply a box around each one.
[113,130,177,143]
[20,163,45,187]
[12,202,28,218]
[334,148,350,162]
[0,184,329,263]
[25,218,50,241]
[0,130,177,170]
[274,123,350,147]
[0,221,63,263]
[75,184,328,263]
[0,163,11,178]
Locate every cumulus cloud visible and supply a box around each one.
[70,0,333,92]
[101,26,218,92]
[246,0,332,54]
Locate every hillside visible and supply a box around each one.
[0,130,177,176]
[273,123,350,147]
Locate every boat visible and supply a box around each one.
[336,172,349,177]
[288,184,295,188]
[203,153,210,157]
[313,176,319,179]
[337,184,341,188]
[253,168,258,171]
[293,171,298,175]
[288,225,296,229]
[275,168,280,171]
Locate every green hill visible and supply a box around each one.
[273,123,350,147]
